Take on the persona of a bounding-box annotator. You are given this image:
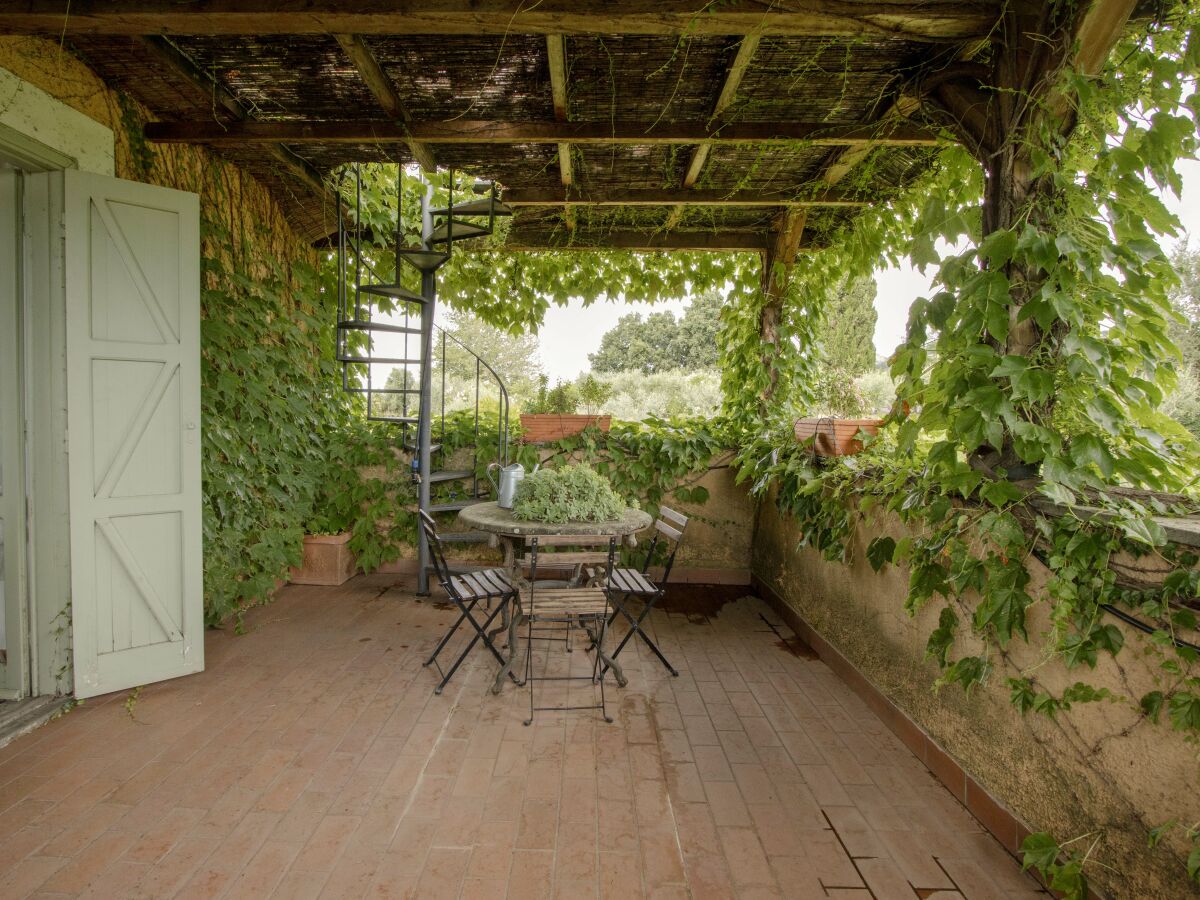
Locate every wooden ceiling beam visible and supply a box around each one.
[138,36,331,199]
[0,2,1022,41]
[144,119,943,147]
[505,228,787,253]
[333,33,436,172]
[502,188,864,207]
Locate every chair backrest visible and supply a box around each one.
[642,506,689,582]
[418,510,453,588]
[517,534,612,570]
[525,535,616,615]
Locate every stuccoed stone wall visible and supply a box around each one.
[752,485,1200,899]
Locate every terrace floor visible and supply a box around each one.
[0,575,1047,899]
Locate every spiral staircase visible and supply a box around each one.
[335,167,513,594]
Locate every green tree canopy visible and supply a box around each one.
[589,290,724,374]
[439,306,543,402]
[817,276,879,376]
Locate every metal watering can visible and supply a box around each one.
[487,462,538,509]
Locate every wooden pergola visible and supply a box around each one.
[1,1,1142,374]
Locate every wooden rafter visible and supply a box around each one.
[545,34,575,232]
[334,34,436,172]
[138,36,331,201]
[506,229,785,253]
[682,35,760,190]
[0,2,1027,41]
[818,94,924,186]
[143,119,943,147]
[502,188,865,207]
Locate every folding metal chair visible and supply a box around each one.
[599,506,688,678]
[420,510,518,695]
[522,536,617,725]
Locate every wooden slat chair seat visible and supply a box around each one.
[419,510,517,695]
[450,568,513,601]
[521,586,610,617]
[595,506,690,679]
[521,535,618,726]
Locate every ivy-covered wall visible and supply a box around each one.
[0,37,407,626]
[752,492,1200,899]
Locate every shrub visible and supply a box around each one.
[512,464,630,523]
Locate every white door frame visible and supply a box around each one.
[0,166,28,700]
[0,69,115,698]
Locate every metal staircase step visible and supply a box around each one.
[367,414,419,425]
[356,283,427,304]
[403,440,442,453]
[429,498,486,514]
[396,248,450,272]
[430,198,513,217]
[337,353,422,365]
[428,220,492,244]
[344,384,420,395]
[429,469,474,483]
[337,318,422,335]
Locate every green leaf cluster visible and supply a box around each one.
[512,465,628,524]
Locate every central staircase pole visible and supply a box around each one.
[416,177,437,595]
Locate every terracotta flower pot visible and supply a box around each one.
[519,413,612,443]
[794,417,883,457]
[289,532,356,586]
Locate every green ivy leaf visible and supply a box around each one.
[866,536,897,572]
[1168,691,1200,732]
[1020,832,1062,873]
[1148,820,1176,849]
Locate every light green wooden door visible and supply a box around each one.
[0,166,27,699]
[64,171,203,699]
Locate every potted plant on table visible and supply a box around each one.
[519,374,613,443]
[511,464,629,523]
[794,367,885,457]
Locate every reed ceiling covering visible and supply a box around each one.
[0,2,1078,246]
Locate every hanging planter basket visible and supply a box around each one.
[794,417,883,457]
[520,414,612,443]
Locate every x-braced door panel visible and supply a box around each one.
[65,171,202,699]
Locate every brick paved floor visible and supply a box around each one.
[0,575,1047,899]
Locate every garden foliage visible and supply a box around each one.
[511,465,628,524]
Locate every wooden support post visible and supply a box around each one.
[759,209,807,402]
[334,34,436,172]
[923,0,1135,470]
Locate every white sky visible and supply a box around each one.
[524,159,1200,383]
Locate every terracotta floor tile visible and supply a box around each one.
[509,848,555,900]
[598,850,644,899]
[414,846,471,900]
[703,780,751,827]
[517,795,561,850]
[718,826,776,887]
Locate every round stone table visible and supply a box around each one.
[457,501,652,567]
[457,501,652,692]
